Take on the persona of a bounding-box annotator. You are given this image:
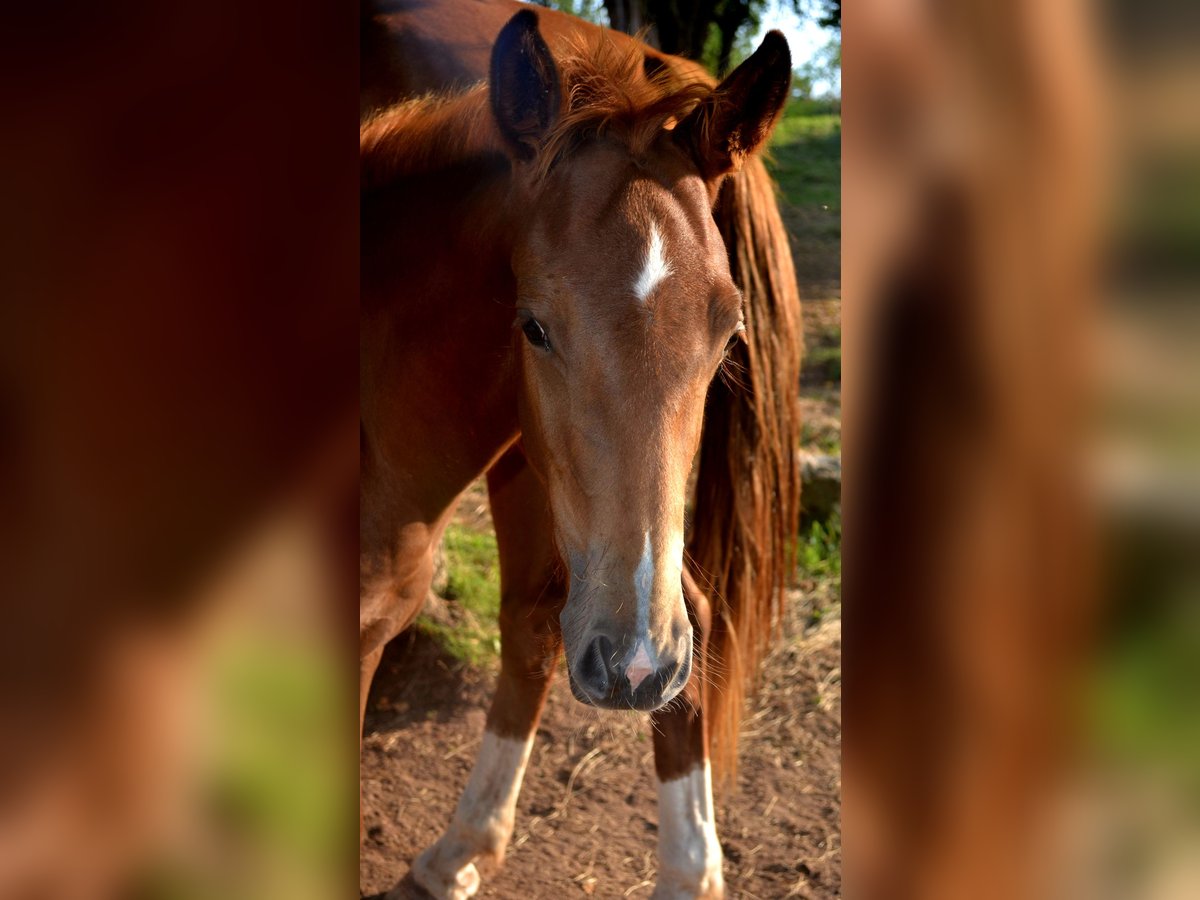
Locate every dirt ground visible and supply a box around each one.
[360,562,840,899]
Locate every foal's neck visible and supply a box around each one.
[361,83,504,192]
[361,85,520,309]
[360,87,524,497]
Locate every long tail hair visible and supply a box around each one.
[689,155,802,784]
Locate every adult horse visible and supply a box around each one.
[360,2,801,896]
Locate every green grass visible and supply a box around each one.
[793,510,841,628]
[767,110,841,213]
[416,525,502,665]
[797,509,842,582]
[800,419,841,456]
[1090,570,1200,798]
[805,342,842,386]
[767,103,841,291]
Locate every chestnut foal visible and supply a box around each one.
[361,8,794,898]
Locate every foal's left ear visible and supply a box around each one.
[490,10,562,161]
[676,31,792,180]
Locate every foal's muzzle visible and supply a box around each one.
[567,630,692,711]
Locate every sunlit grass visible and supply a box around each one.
[768,110,841,213]
[416,525,502,665]
[797,509,842,583]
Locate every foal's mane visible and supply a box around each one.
[359,34,713,191]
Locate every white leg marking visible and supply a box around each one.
[652,762,724,899]
[408,732,534,900]
[634,223,672,302]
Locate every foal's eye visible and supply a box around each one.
[724,323,746,356]
[521,316,551,350]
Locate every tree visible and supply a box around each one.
[793,31,840,100]
[601,0,729,61]
[600,0,647,34]
[600,0,838,75]
[539,0,609,27]
[711,0,756,76]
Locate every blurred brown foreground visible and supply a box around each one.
[0,3,359,898]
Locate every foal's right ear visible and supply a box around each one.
[489,10,562,161]
[676,31,791,181]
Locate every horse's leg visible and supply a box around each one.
[649,570,724,900]
[361,507,449,838]
[408,447,565,900]
[361,516,445,711]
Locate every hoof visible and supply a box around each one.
[407,849,480,900]
[650,873,724,900]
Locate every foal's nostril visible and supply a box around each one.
[571,634,692,708]
[577,634,614,695]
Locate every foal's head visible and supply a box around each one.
[490,12,790,711]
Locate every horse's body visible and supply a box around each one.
[360,2,800,896]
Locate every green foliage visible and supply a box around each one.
[788,0,841,30]
[543,0,610,26]
[797,508,841,580]
[792,32,841,100]
[699,3,763,76]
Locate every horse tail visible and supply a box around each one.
[689,155,802,786]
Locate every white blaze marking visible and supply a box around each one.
[655,762,724,897]
[413,731,535,898]
[628,529,687,680]
[634,530,654,638]
[633,223,672,302]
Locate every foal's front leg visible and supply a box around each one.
[649,572,724,899]
[405,449,565,900]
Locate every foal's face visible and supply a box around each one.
[488,10,791,710]
[513,140,743,710]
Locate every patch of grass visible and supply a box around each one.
[442,527,502,615]
[1089,580,1200,795]
[800,419,841,456]
[787,97,842,118]
[797,508,841,582]
[767,111,841,212]
[768,105,841,291]
[805,343,841,386]
[416,525,502,666]
[793,510,842,629]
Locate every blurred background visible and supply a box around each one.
[843,0,1199,897]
